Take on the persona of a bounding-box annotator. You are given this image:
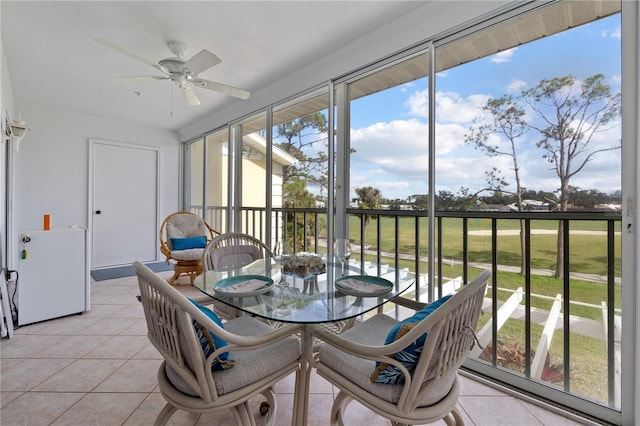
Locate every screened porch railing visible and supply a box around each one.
[191,204,622,414]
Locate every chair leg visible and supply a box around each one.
[153,402,177,426]
[330,391,353,426]
[168,261,202,286]
[167,270,181,285]
[261,387,278,426]
[443,407,464,426]
[235,401,257,426]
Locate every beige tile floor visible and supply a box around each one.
[1,271,594,425]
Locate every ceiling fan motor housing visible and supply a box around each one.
[158,57,187,74]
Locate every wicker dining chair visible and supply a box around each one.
[201,233,273,320]
[312,270,491,426]
[159,211,219,285]
[134,261,302,426]
[202,232,272,271]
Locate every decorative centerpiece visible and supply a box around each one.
[282,252,326,277]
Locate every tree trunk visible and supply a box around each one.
[554,180,569,278]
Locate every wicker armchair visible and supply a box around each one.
[159,212,219,285]
[134,261,302,425]
[313,270,490,425]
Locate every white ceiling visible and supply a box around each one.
[1,1,428,133]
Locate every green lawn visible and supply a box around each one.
[342,215,622,315]
[351,215,621,277]
[315,213,621,278]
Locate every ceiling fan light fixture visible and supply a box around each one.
[4,114,30,153]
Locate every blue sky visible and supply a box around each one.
[348,13,622,201]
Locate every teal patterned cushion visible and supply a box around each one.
[371,295,451,384]
[171,235,207,251]
[190,299,235,371]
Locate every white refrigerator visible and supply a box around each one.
[17,227,90,325]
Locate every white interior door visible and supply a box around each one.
[90,140,159,268]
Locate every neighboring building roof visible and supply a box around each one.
[243,133,297,166]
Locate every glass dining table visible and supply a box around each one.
[193,255,415,425]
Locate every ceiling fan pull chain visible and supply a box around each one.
[170,84,174,118]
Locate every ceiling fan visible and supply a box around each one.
[95,38,250,106]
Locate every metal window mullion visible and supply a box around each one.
[463,217,469,283]
[360,214,366,270]
[437,216,443,300]
[393,216,400,272]
[491,217,498,366]
[265,105,273,245]
[229,123,240,232]
[607,219,615,405]
[427,41,436,305]
[376,213,381,272]
[415,216,420,302]
[563,219,571,393]
[334,81,349,250]
[525,218,532,378]
[375,214,383,314]
[201,139,207,219]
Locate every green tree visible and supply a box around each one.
[275,112,328,206]
[408,194,429,210]
[522,74,621,277]
[465,95,528,274]
[435,190,456,210]
[282,177,316,250]
[355,186,382,228]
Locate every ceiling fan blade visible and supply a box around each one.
[110,76,170,82]
[180,85,201,106]
[94,38,168,74]
[183,50,221,75]
[192,78,250,100]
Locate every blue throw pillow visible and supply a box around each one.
[171,236,207,251]
[371,294,452,384]
[189,299,235,371]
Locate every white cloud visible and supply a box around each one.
[350,120,429,172]
[602,27,621,39]
[406,90,428,118]
[400,81,415,92]
[406,90,490,123]
[435,123,469,154]
[491,48,517,63]
[507,79,527,93]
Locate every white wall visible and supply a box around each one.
[10,102,181,269]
